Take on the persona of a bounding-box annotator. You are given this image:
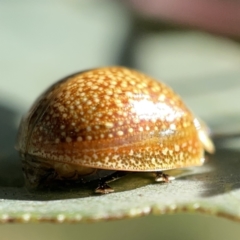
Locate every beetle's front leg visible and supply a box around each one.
[154,171,175,183]
[95,171,127,194]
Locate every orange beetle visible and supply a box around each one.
[16,67,214,193]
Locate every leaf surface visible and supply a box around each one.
[1,147,240,223]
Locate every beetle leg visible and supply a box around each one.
[94,171,127,194]
[154,172,175,182]
[95,181,114,194]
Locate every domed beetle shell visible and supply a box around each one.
[16,66,215,193]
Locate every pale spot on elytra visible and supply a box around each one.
[174,145,180,152]
[117,131,124,136]
[162,148,168,155]
[128,128,133,133]
[105,122,114,128]
[86,136,92,141]
[77,136,83,142]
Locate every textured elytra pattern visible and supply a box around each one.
[18,66,207,172]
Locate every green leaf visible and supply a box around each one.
[1,20,240,224]
[1,146,240,223]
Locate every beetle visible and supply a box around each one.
[15,66,215,193]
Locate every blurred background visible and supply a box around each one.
[1,0,240,239]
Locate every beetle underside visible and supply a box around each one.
[21,154,174,194]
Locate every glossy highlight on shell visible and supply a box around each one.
[16,66,214,192]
